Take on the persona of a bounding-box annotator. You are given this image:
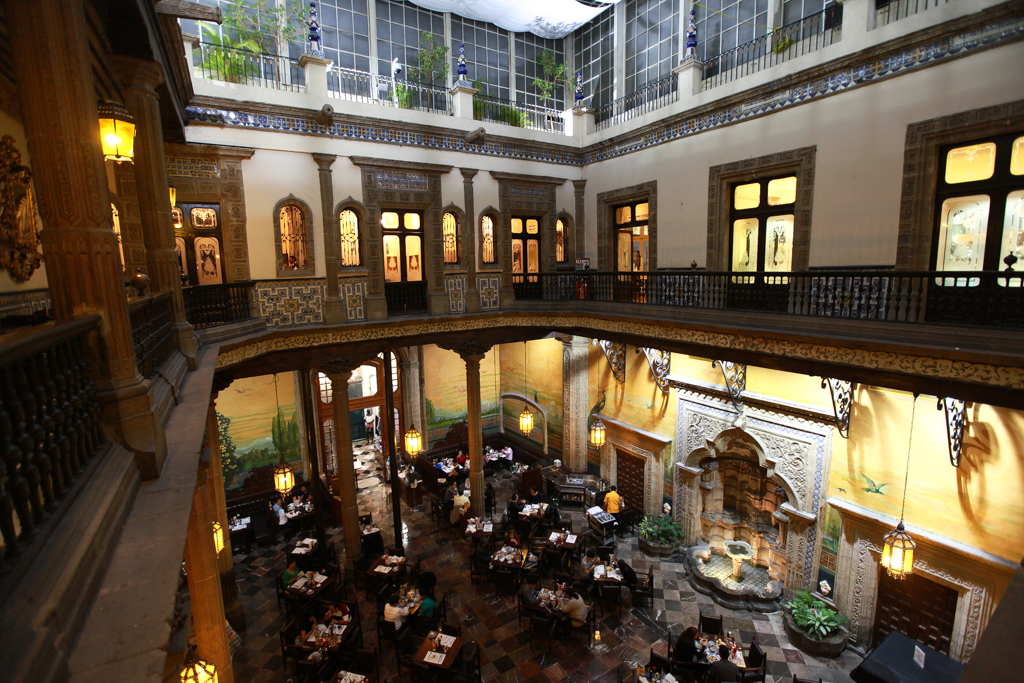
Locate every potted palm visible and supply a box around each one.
[782,590,849,657]
[638,514,684,557]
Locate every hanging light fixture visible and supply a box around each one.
[880,394,917,580]
[173,206,184,230]
[97,100,136,163]
[212,520,225,554]
[404,424,422,456]
[270,374,295,495]
[169,185,177,208]
[179,649,218,683]
[519,341,533,434]
[590,345,607,447]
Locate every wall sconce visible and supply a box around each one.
[97,100,135,163]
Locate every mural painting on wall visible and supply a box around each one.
[500,340,563,449]
[423,345,499,441]
[215,374,302,490]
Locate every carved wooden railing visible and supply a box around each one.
[0,316,105,569]
[128,291,174,379]
[182,281,255,329]
[513,270,1024,328]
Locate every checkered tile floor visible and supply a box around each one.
[214,450,862,683]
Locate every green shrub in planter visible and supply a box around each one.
[785,590,848,639]
[639,514,684,545]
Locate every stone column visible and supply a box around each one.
[206,403,244,628]
[7,0,166,479]
[113,56,198,370]
[399,350,423,444]
[452,342,490,516]
[315,154,346,324]
[461,169,481,313]
[573,179,587,262]
[184,473,235,683]
[560,335,589,472]
[321,358,364,567]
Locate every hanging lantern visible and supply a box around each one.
[590,415,606,447]
[169,185,177,208]
[212,520,225,554]
[272,455,295,495]
[180,651,218,683]
[404,424,422,456]
[519,406,533,435]
[97,100,136,163]
[880,521,915,579]
[173,207,183,229]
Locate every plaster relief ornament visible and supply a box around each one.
[307,2,325,58]
[0,135,42,282]
[819,579,832,596]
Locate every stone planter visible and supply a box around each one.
[783,611,848,658]
[639,536,680,557]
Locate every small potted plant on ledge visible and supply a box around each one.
[783,590,849,658]
[638,514,684,557]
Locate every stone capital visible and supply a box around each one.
[441,340,490,359]
[460,167,479,182]
[572,179,588,193]
[111,55,165,93]
[298,53,333,68]
[312,153,337,170]
[320,356,365,377]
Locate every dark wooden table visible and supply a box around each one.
[592,565,627,584]
[415,633,463,669]
[299,621,356,653]
[491,547,527,569]
[851,631,964,683]
[544,530,579,552]
[368,556,404,579]
[287,575,335,602]
[329,671,375,683]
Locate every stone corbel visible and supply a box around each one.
[779,502,816,530]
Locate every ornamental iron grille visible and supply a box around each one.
[637,347,671,393]
[937,397,966,467]
[339,208,361,266]
[592,339,625,382]
[821,378,853,439]
[481,215,495,264]
[712,360,746,411]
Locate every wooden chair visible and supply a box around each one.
[698,612,724,637]
[351,553,371,593]
[375,613,404,653]
[563,599,599,646]
[597,544,614,560]
[396,628,419,679]
[648,648,673,676]
[352,648,379,682]
[441,621,462,638]
[451,639,481,683]
[469,551,491,586]
[412,660,440,683]
[494,565,518,594]
[529,610,557,652]
[631,566,655,607]
[600,583,622,618]
[737,640,767,683]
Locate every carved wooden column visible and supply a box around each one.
[113,56,198,370]
[573,179,587,261]
[315,154,346,324]
[560,335,589,472]
[206,402,244,627]
[455,342,489,516]
[461,169,481,313]
[8,0,167,479]
[184,473,235,683]
[322,358,364,567]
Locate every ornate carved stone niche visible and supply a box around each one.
[670,375,833,595]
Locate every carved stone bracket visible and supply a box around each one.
[592,339,625,382]
[319,356,366,377]
[637,347,671,393]
[937,397,966,467]
[0,135,42,282]
[821,378,854,439]
[712,360,746,411]
[441,340,491,359]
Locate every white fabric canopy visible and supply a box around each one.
[405,0,620,39]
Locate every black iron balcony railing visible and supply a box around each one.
[195,43,305,92]
[475,94,566,134]
[128,291,173,380]
[385,281,428,315]
[0,316,105,569]
[183,282,255,329]
[594,74,679,131]
[513,270,1024,328]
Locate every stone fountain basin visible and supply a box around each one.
[685,544,783,613]
[724,540,754,560]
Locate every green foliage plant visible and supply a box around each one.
[533,49,569,110]
[198,25,260,83]
[218,411,242,486]
[639,514,685,545]
[408,31,449,86]
[220,0,305,55]
[785,590,849,640]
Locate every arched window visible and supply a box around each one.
[443,211,460,264]
[481,214,495,264]
[340,208,361,267]
[279,205,307,271]
[111,203,124,272]
[322,417,337,474]
[556,218,566,263]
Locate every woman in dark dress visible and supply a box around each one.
[674,625,701,662]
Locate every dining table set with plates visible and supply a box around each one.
[519,503,548,519]
[492,545,527,568]
[593,563,625,584]
[331,671,371,683]
[416,631,462,668]
[289,571,332,598]
[546,529,578,550]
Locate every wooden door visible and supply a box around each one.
[873,569,959,655]
[615,449,646,514]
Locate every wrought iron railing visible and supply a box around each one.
[384,281,428,315]
[183,282,255,329]
[512,270,1024,328]
[594,75,679,131]
[328,67,452,115]
[194,43,305,92]
[702,5,843,90]
[128,291,174,380]
[0,316,106,570]
[875,0,951,27]
[475,95,567,134]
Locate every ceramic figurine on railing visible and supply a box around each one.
[574,71,584,111]
[456,43,469,86]
[307,2,325,59]
[684,8,698,61]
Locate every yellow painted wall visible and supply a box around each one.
[422,344,499,439]
[829,387,1024,562]
[500,339,563,447]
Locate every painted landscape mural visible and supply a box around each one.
[500,339,563,450]
[423,345,500,442]
[215,372,303,489]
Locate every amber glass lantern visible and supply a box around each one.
[97,100,135,163]
[404,425,422,456]
[180,651,218,683]
[273,456,295,495]
[519,406,533,435]
[880,521,915,579]
[169,185,177,208]
[589,415,606,447]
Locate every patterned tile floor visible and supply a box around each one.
[219,447,862,683]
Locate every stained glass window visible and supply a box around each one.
[945,143,996,184]
[937,195,990,272]
[340,209,361,267]
[555,219,565,263]
[481,215,495,263]
[279,205,307,271]
[443,211,459,264]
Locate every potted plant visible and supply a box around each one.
[638,514,684,557]
[782,590,849,657]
